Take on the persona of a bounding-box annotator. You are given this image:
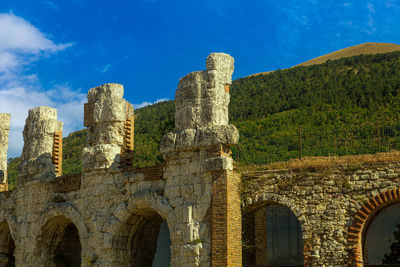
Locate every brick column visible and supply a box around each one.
[212,169,242,266]
[0,114,11,191]
[18,106,63,182]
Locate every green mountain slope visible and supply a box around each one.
[7,51,400,186]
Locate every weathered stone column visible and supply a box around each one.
[18,106,63,182]
[0,114,11,191]
[82,83,134,173]
[161,53,241,266]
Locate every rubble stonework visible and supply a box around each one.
[0,53,398,266]
[241,164,400,266]
[0,114,10,191]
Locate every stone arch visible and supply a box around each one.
[243,193,309,236]
[348,188,400,266]
[243,193,309,266]
[105,192,173,266]
[110,208,172,266]
[39,202,89,239]
[34,203,87,267]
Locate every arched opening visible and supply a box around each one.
[117,209,171,266]
[363,202,400,266]
[37,215,81,267]
[0,222,15,267]
[243,204,303,267]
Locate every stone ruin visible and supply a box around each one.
[0,53,241,267]
[0,53,399,266]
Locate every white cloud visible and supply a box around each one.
[0,13,72,54]
[133,98,169,109]
[0,13,81,158]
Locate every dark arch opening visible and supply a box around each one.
[37,216,81,267]
[0,222,15,267]
[119,209,171,267]
[243,203,303,267]
[363,202,400,266]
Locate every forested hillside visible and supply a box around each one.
[7,51,400,187]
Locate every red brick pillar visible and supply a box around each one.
[212,169,242,267]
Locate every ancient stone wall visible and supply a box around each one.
[0,52,398,267]
[241,163,400,266]
[0,52,239,267]
[0,114,10,191]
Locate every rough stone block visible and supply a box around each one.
[93,98,126,123]
[175,129,196,150]
[206,53,234,73]
[160,132,176,155]
[204,157,233,171]
[87,83,124,103]
[194,125,239,148]
[82,144,121,171]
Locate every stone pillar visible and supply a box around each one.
[82,83,134,172]
[18,106,63,182]
[161,53,240,267]
[0,114,11,191]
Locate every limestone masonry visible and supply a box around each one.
[0,53,398,266]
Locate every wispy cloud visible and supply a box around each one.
[44,1,59,10]
[102,64,111,73]
[133,98,169,109]
[366,2,376,34]
[0,13,81,158]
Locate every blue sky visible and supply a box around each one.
[0,0,399,157]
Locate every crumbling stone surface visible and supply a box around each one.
[18,106,62,182]
[0,114,10,190]
[175,53,234,131]
[83,83,134,171]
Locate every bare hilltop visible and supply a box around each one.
[250,42,400,76]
